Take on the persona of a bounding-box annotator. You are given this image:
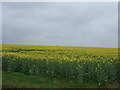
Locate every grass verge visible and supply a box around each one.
[2,71,119,88]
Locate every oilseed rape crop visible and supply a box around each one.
[2,44,119,86]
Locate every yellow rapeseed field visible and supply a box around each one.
[2,44,119,85]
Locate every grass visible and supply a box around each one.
[2,71,119,88]
[0,70,1,89]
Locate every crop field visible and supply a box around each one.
[2,44,120,87]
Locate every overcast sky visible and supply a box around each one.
[2,2,118,47]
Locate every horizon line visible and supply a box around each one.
[2,43,118,48]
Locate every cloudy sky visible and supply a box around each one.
[2,2,118,48]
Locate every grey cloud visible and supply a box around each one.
[2,2,118,47]
[0,3,2,44]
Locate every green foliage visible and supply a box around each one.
[2,44,120,86]
[3,71,109,88]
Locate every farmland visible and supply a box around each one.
[2,44,120,88]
